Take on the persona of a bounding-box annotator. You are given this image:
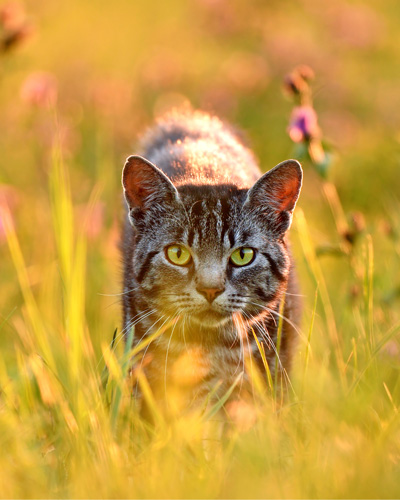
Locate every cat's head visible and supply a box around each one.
[122,155,302,338]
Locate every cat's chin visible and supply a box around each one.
[189,310,231,329]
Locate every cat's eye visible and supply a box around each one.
[166,244,192,266]
[230,247,255,267]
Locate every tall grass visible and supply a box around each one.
[0,131,399,499]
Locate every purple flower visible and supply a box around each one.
[288,105,320,143]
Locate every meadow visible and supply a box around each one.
[0,0,400,497]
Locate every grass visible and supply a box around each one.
[1,1,400,497]
[0,136,399,498]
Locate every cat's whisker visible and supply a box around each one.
[245,298,305,341]
[135,313,165,351]
[98,287,137,297]
[181,314,189,352]
[239,312,250,394]
[232,315,244,377]
[104,309,157,374]
[243,311,276,355]
[96,308,156,370]
[103,298,127,310]
[265,310,277,327]
[242,300,277,328]
[163,312,181,400]
[242,292,305,298]
[244,311,295,393]
[161,292,191,297]
[236,311,254,391]
[117,308,157,347]
[264,307,306,343]
[232,312,247,393]
[133,314,168,399]
[242,311,273,350]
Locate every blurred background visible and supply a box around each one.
[1,0,400,367]
[1,1,400,497]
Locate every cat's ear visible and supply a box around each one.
[244,159,302,234]
[122,155,180,214]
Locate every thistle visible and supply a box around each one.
[284,65,331,178]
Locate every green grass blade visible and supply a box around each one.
[203,372,243,421]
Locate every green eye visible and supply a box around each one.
[166,244,192,266]
[230,247,255,267]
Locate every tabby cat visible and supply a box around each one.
[121,110,302,409]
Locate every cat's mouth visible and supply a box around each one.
[190,308,231,328]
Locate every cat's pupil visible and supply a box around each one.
[176,247,182,259]
[239,248,245,260]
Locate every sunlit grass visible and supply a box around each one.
[0,132,399,498]
[0,2,399,495]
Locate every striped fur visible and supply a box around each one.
[121,110,302,407]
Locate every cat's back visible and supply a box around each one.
[139,109,261,187]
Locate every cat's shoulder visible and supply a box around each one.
[137,108,260,187]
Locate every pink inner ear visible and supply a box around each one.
[123,155,179,210]
[123,156,161,209]
[124,169,153,208]
[273,177,300,212]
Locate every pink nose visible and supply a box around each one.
[196,286,225,303]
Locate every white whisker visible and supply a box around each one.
[96,308,156,370]
[163,312,181,400]
[242,310,295,394]
[245,298,304,340]
[133,314,168,398]
[98,287,137,297]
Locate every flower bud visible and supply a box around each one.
[1,23,32,52]
[283,72,308,96]
[296,64,315,82]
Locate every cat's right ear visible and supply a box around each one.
[244,159,302,235]
[122,155,181,222]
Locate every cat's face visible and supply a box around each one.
[122,156,302,338]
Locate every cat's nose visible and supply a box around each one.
[196,286,225,303]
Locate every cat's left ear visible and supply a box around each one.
[122,155,183,227]
[122,155,181,210]
[244,159,302,235]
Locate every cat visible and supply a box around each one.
[121,109,302,412]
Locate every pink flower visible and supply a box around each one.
[20,72,57,107]
[288,105,320,143]
[0,3,33,52]
[0,3,26,30]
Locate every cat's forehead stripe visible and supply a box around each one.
[183,196,237,249]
